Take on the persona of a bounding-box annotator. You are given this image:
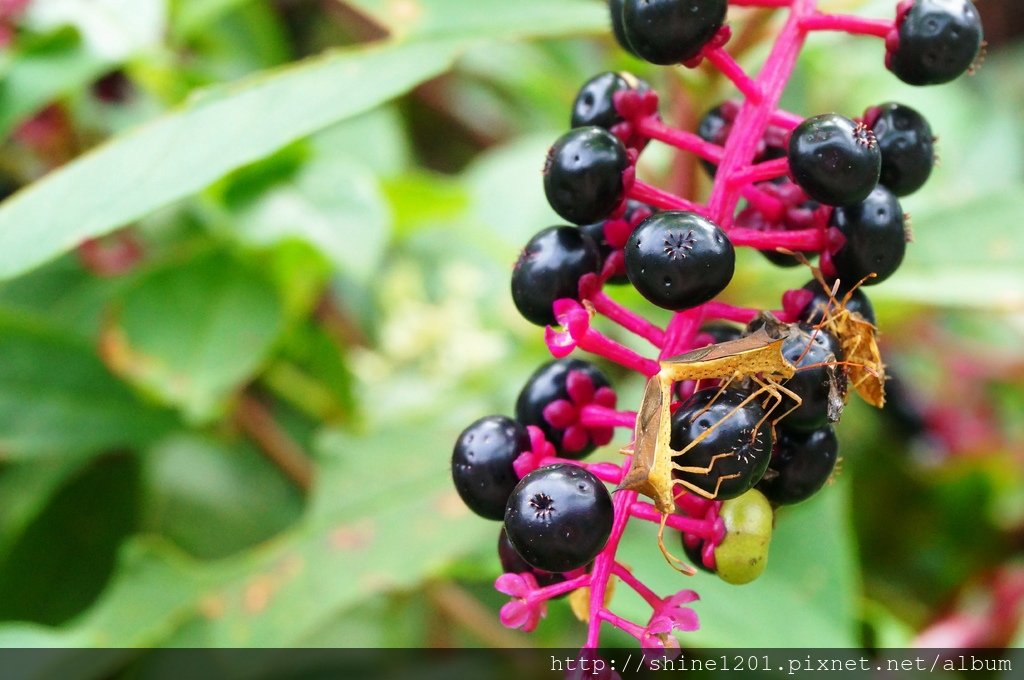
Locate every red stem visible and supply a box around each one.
[728,226,828,250]
[589,291,666,348]
[728,156,791,187]
[800,13,893,38]
[704,47,764,103]
[634,116,724,164]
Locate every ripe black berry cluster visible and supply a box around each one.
[452,0,982,650]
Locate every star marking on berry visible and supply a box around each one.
[663,230,697,260]
[530,493,556,519]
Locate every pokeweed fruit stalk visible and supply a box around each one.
[451,0,983,653]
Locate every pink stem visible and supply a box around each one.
[704,47,764,102]
[659,308,705,359]
[575,327,661,376]
[701,301,761,324]
[586,487,637,648]
[708,0,818,224]
[629,501,720,540]
[634,116,724,163]
[769,109,804,130]
[598,608,646,641]
[589,291,666,348]
[629,180,708,215]
[531,574,592,602]
[728,226,828,250]
[739,184,786,222]
[677,493,717,516]
[579,404,638,430]
[800,13,893,38]
[611,562,662,609]
[728,156,791,187]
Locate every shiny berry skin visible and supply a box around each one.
[620,0,728,65]
[503,464,614,572]
[498,527,569,590]
[787,113,881,207]
[543,126,629,225]
[511,226,601,326]
[697,101,786,178]
[758,426,838,505]
[515,358,611,458]
[451,416,531,520]
[609,0,639,57]
[778,324,847,431]
[799,280,877,327]
[866,102,935,196]
[888,0,983,86]
[571,71,649,130]
[670,386,774,500]
[624,211,735,311]
[713,489,773,585]
[829,185,907,286]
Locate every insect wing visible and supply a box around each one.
[619,376,663,496]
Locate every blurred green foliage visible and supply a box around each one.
[0,0,1020,654]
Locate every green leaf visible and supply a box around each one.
[0,27,113,138]
[0,37,466,281]
[347,0,608,42]
[871,190,1024,309]
[101,251,285,424]
[220,152,391,285]
[0,312,174,461]
[616,483,860,647]
[0,421,491,646]
[139,433,304,559]
[171,0,259,39]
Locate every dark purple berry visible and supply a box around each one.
[624,211,735,310]
[620,0,728,65]
[571,71,649,130]
[698,322,743,344]
[787,113,881,207]
[609,0,640,57]
[758,426,838,505]
[543,126,629,225]
[829,185,907,285]
[778,325,847,431]
[451,416,531,520]
[503,464,613,572]
[698,101,786,178]
[670,386,774,500]
[515,359,611,458]
[799,280,877,327]
[866,102,935,196]
[888,0,983,86]
[511,226,601,326]
[498,528,569,590]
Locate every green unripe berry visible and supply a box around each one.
[714,489,773,585]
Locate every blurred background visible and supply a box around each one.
[0,0,1021,653]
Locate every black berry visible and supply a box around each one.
[571,71,649,130]
[670,386,774,500]
[544,126,629,225]
[697,101,786,178]
[866,102,935,196]
[515,358,611,458]
[787,113,881,207]
[829,185,907,286]
[888,0,983,86]
[609,0,640,57]
[758,426,838,505]
[778,324,847,431]
[504,464,614,572]
[452,415,531,520]
[624,211,735,310]
[620,0,728,65]
[498,527,570,591]
[511,226,601,326]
